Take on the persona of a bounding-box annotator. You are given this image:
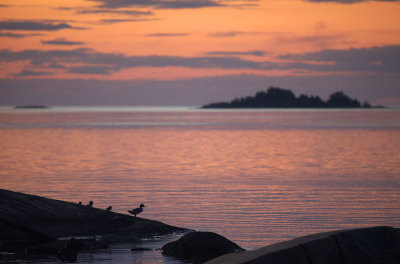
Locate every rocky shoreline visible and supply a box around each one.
[205,226,400,264]
[1,189,399,264]
[159,227,400,264]
[0,189,187,261]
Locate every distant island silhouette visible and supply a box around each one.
[202,87,375,109]
[15,105,49,109]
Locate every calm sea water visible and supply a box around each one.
[1,107,400,263]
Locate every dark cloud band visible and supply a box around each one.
[280,46,400,73]
[0,20,82,31]
[77,8,153,16]
[206,50,266,56]
[0,48,265,72]
[145,33,189,37]
[86,0,222,9]
[41,39,84,46]
[1,45,398,77]
[14,70,51,77]
[0,32,41,38]
[305,0,399,3]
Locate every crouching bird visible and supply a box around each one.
[128,204,145,217]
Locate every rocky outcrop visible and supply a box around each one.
[0,189,186,251]
[162,231,244,263]
[205,226,400,264]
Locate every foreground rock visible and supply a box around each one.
[0,189,186,253]
[206,226,400,264]
[162,231,244,263]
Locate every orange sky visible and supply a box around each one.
[0,0,399,105]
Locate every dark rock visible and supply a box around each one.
[301,235,342,264]
[332,226,400,264]
[65,237,85,250]
[205,226,400,264]
[97,239,109,249]
[56,248,77,262]
[27,244,58,255]
[162,231,244,263]
[0,251,26,261]
[0,189,186,245]
[0,189,187,262]
[131,247,153,251]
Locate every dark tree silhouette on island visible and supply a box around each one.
[202,87,373,109]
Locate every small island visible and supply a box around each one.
[14,105,49,109]
[202,87,374,109]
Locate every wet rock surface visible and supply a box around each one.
[131,247,154,251]
[56,248,78,262]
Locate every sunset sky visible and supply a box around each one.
[0,0,399,106]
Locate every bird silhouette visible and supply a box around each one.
[127,204,145,217]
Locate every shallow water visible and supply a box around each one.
[1,107,399,263]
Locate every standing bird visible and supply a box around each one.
[127,204,145,217]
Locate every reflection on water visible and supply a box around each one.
[8,234,185,264]
[1,108,400,262]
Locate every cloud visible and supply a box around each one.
[280,45,400,73]
[222,0,259,8]
[120,54,266,69]
[41,38,84,46]
[0,48,269,72]
[145,33,189,37]
[68,65,115,74]
[48,63,66,69]
[86,0,222,9]
[156,0,222,9]
[208,31,263,37]
[208,31,248,37]
[14,70,52,77]
[305,0,400,3]
[0,48,90,64]
[206,50,266,56]
[0,32,41,38]
[1,45,398,77]
[58,5,155,23]
[98,18,154,24]
[77,8,153,16]
[273,33,349,49]
[54,7,74,11]
[0,20,82,31]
